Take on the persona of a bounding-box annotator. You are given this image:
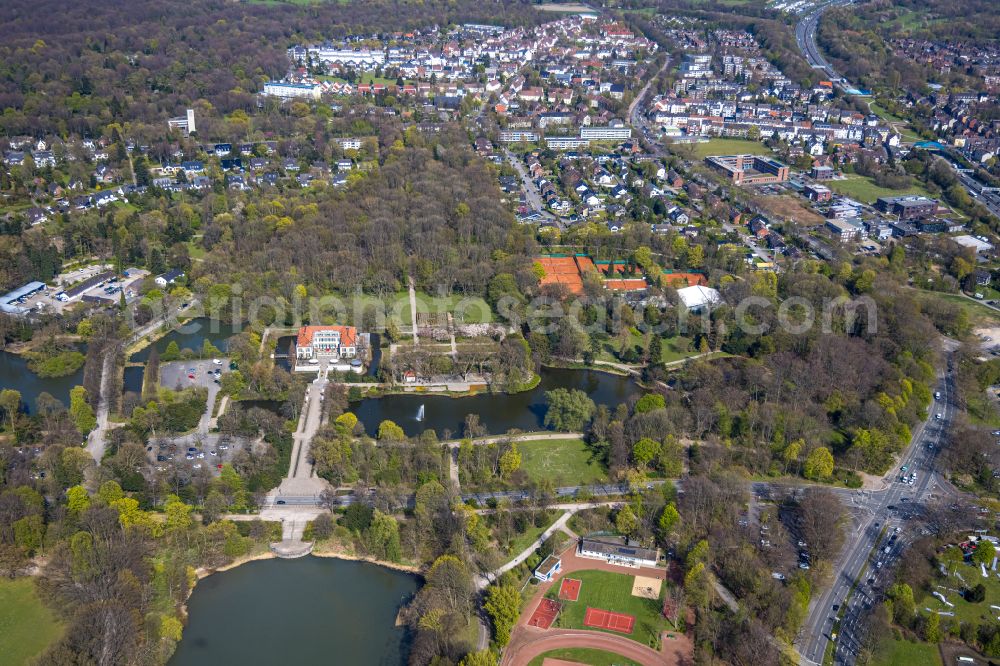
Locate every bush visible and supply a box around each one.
[312,513,334,540]
[966,584,987,603]
[26,350,85,378]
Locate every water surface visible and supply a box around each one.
[171,556,418,666]
[350,367,639,437]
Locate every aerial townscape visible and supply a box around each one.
[4,0,1000,665]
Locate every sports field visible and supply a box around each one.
[518,438,608,486]
[584,607,636,634]
[826,175,931,204]
[545,569,669,645]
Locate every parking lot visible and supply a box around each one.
[146,432,261,481]
[145,357,249,479]
[160,357,230,429]
[17,264,148,314]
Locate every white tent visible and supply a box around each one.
[677,285,721,312]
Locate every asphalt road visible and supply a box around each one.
[504,149,561,227]
[798,350,960,665]
[795,0,855,87]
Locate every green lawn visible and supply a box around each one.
[922,564,1000,626]
[518,438,608,487]
[927,292,1000,327]
[660,336,696,363]
[683,138,774,159]
[0,578,63,665]
[825,175,932,204]
[527,648,642,666]
[396,292,493,326]
[872,637,941,666]
[546,569,670,646]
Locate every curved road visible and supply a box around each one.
[795,0,854,87]
[501,629,678,666]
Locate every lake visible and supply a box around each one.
[350,366,640,438]
[171,556,418,666]
[0,348,85,412]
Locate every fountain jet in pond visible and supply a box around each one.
[416,404,425,422]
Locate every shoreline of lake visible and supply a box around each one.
[173,549,420,665]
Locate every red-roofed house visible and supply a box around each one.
[295,325,359,360]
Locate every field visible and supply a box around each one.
[826,175,932,204]
[518,438,608,486]
[546,569,669,645]
[659,336,698,363]
[0,578,63,665]
[527,647,642,666]
[682,138,774,159]
[760,195,826,226]
[405,292,493,325]
[318,74,401,87]
[872,637,941,666]
[536,3,598,12]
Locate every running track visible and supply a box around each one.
[501,629,690,666]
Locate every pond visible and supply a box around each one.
[0,348,85,413]
[350,367,640,438]
[171,556,418,666]
[130,317,242,363]
[123,366,144,395]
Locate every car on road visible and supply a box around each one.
[935,391,941,399]
[936,413,943,420]
[212,359,222,365]
[188,373,195,379]
[276,499,286,505]
[771,572,786,581]
[193,463,202,469]
[799,562,810,570]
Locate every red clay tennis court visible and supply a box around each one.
[583,607,635,634]
[558,577,581,602]
[527,598,561,629]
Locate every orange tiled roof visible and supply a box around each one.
[297,325,357,348]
